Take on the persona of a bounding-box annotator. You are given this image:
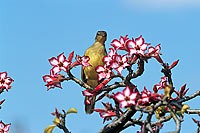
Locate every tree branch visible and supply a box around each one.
[66,69,93,90]
[176,90,200,103]
[186,109,200,114]
[168,105,181,133]
[98,106,136,133]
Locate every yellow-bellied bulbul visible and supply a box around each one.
[81,31,107,114]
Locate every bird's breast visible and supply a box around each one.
[84,44,106,80]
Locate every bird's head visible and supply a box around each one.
[95,31,107,43]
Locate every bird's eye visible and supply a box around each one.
[97,32,101,35]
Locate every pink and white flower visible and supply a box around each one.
[110,54,130,75]
[49,52,71,74]
[0,121,11,133]
[71,55,92,69]
[155,76,168,90]
[93,102,117,123]
[138,87,160,105]
[148,44,163,63]
[138,87,152,105]
[96,65,112,81]
[111,35,129,51]
[0,72,14,91]
[99,111,116,124]
[43,71,65,91]
[148,44,161,56]
[113,86,138,108]
[103,48,117,66]
[127,35,150,56]
[82,90,95,105]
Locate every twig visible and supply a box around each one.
[98,106,136,133]
[126,59,144,82]
[53,109,70,133]
[168,105,181,133]
[176,90,200,103]
[66,70,93,90]
[186,109,200,114]
[151,114,172,126]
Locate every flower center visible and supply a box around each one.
[124,96,130,101]
[135,45,140,50]
[0,79,5,84]
[58,62,63,67]
[119,61,124,66]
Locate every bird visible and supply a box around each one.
[81,31,107,114]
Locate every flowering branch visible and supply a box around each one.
[43,34,200,133]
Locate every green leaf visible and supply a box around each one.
[66,107,78,115]
[53,117,60,125]
[44,125,56,133]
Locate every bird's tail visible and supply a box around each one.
[85,96,96,114]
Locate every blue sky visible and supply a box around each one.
[0,0,200,132]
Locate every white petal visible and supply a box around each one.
[137,50,144,55]
[129,48,137,55]
[135,36,143,46]
[103,57,109,62]
[140,44,147,51]
[43,75,53,82]
[63,61,70,68]
[82,56,90,62]
[58,53,66,63]
[117,67,124,74]
[127,40,135,49]
[5,78,12,84]
[120,37,125,44]
[129,93,137,100]
[120,101,128,108]
[148,47,155,53]
[114,93,125,101]
[96,66,105,72]
[142,97,149,103]
[110,62,119,69]
[0,72,7,79]
[49,57,59,66]
[128,100,136,105]
[98,73,106,81]
[123,86,131,96]
[82,90,93,96]
[115,55,121,62]
[122,55,127,62]
[109,48,115,57]
[52,66,60,74]
[0,122,4,129]
[4,124,10,132]
[155,44,161,51]
[142,93,148,97]
[123,62,130,68]
[3,84,9,90]
[112,40,121,47]
[61,67,67,72]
